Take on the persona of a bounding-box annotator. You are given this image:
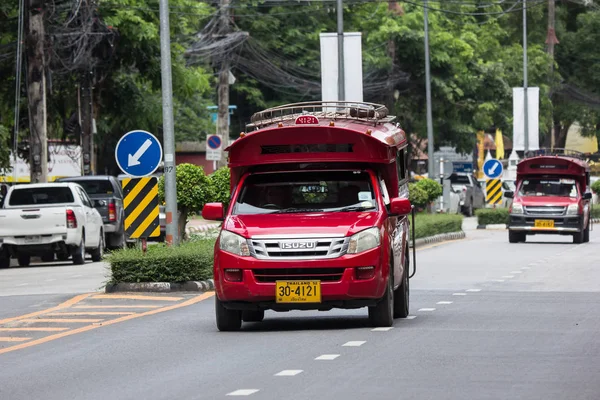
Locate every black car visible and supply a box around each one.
[56,175,126,249]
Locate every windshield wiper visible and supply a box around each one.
[337,206,376,212]
[272,208,324,214]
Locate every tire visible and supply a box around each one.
[108,231,125,250]
[57,252,70,262]
[242,310,265,322]
[91,231,104,262]
[72,236,86,265]
[583,223,590,243]
[41,253,55,263]
[215,297,242,331]
[368,275,394,327]
[17,254,30,267]
[508,230,524,243]
[0,257,9,269]
[573,229,584,244]
[393,256,410,319]
[467,201,474,217]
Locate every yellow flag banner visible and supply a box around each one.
[495,128,504,160]
[476,130,485,179]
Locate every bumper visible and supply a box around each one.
[509,214,582,234]
[103,222,120,233]
[215,247,386,311]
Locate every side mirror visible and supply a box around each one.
[202,202,224,221]
[389,198,412,216]
[504,191,514,199]
[583,192,592,200]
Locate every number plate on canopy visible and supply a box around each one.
[275,280,321,303]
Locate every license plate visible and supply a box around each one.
[275,280,321,303]
[25,235,41,244]
[534,219,554,228]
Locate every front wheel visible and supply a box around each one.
[368,276,394,327]
[41,253,55,263]
[215,297,242,331]
[583,223,590,243]
[0,257,9,269]
[573,229,584,244]
[17,254,30,267]
[72,237,86,265]
[509,230,525,243]
[393,257,410,319]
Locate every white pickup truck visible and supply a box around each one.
[0,183,104,268]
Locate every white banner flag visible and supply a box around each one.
[512,87,540,151]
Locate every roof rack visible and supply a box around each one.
[524,148,585,160]
[246,101,396,129]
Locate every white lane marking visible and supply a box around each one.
[491,279,505,282]
[71,274,83,278]
[418,308,436,312]
[372,327,394,331]
[466,289,481,292]
[227,389,260,396]
[437,301,453,305]
[315,354,340,360]
[45,279,56,282]
[406,315,417,320]
[342,341,366,347]
[502,275,515,279]
[521,267,530,270]
[16,283,29,287]
[452,293,467,296]
[275,370,303,376]
[510,271,523,274]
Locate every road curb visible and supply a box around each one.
[105,279,215,293]
[410,231,466,249]
[477,218,600,230]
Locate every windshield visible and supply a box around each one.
[233,170,378,215]
[518,178,578,198]
[449,175,470,185]
[70,180,115,196]
[9,187,75,206]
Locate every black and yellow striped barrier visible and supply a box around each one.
[486,179,502,205]
[122,177,160,239]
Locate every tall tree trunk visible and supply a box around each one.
[26,0,47,183]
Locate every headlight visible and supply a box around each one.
[511,204,524,215]
[566,204,579,215]
[347,227,380,254]
[219,230,250,256]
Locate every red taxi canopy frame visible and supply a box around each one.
[517,156,590,189]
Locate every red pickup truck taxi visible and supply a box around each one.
[505,149,592,244]
[202,102,414,331]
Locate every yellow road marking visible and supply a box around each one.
[46,312,135,316]
[0,292,215,355]
[0,337,31,342]
[416,238,470,252]
[19,318,104,323]
[0,328,69,332]
[90,294,183,301]
[73,305,162,309]
[0,293,94,325]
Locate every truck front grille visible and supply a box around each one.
[524,206,566,216]
[253,268,345,282]
[249,236,348,260]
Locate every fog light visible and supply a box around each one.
[224,268,243,282]
[355,266,375,280]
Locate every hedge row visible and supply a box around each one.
[475,208,510,226]
[411,213,463,240]
[592,207,600,219]
[107,238,215,284]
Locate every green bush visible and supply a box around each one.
[591,207,600,219]
[209,166,231,205]
[415,178,442,203]
[476,208,510,225]
[411,213,463,240]
[408,182,429,209]
[107,239,216,283]
[592,180,600,194]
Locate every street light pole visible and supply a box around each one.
[424,0,435,177]
[523,0,529,153]
[158,0,179,246]
[337,0,345,102]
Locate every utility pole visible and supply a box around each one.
[423,0,435,177]
[523,0,529,153]
[216,0,231,172]
[546,0,558,150]
[25,0,48,183]
[159,0,179,246]
[337,0,345,102]
[81,70,93,175]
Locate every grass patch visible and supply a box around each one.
[592,207,600,219]
[106,239,216,284]
[476,208,510,226]
[411,213,463,240]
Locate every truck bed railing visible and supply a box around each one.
[524,148,585,160]
[246,101,396,129]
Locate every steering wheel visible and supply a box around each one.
[262,203,279,209]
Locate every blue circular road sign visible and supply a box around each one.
[115,130,163,177]
[207,135,222,150]
[483,158,503,179]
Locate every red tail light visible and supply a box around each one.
[355,266,375,280]
[66,209,77,229]
[224,269,243,282]
[108,201,117,222]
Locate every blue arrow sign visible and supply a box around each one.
[483,158,503,179]
[207,135,222,150]
[115,130,163,177]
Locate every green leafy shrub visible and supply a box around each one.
[107,239,216,283]
[411,213,463,240]
[591,207,600,219]
[415,178,442,203]
[209,166,231,206]
[476,208,510,225]
[409,182,429,209]
[591,180,600,194]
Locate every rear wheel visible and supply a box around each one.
[72,236,86,265]
[215,297,242,331]
[91,232,104,262]
[242,310,265,322]
[57,252,70,262]
[17,254,30,267]
[0,256,9,269]
[41,253,55,262]
[393,256,410,318]
[108,231,125,250]
[368,276,394,327]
